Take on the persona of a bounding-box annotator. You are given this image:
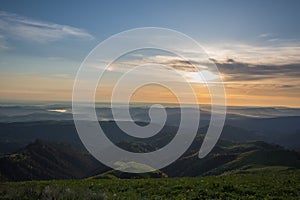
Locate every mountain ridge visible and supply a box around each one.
[1,137,299,181]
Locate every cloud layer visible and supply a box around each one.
[213,59,300,82]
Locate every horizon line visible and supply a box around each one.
[0,99,299,109]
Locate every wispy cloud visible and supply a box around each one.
[0,11,94,43]
[258,33,281,43]
[204,42,300,65]
[105,54,210,74]
[267,38,279,42]
[0,34,8,49]
[0,42,8,49]
[52,73,72,79]
[258,33,272,38]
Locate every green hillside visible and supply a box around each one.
[161,139,300,177]
[1,170,299,199]
[1,138,300,181]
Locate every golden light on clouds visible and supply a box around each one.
[1,46,299,108]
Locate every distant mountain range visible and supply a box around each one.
[1,104,300,123]
[0,103,299,181]
[0,117,299,156]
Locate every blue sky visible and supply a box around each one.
[2,1,300,40]
[0,0,300,106]
[1,0,300,66]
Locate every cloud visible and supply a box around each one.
[0,42,8,49]
[0,34,8,49]
[83,40,300,89]
[110,54,210,74]
[147,56,203,72]
[145,55,300,84]
[52,74,71,79]
[258,33,271,38]
[113,52,300,86]
[0,11,94,43]
[268,38,279,42]
[204,42,300,65]
[213,59,300,82]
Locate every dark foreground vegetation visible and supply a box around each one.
[0,170,299,200]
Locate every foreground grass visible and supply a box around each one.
[0,170,300,199]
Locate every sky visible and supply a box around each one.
[0,0,300,107]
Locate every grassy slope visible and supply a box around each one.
[0,170,299,200]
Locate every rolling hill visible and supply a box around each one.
[1,135,299,182]
[0,140,100,181]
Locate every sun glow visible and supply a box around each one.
[184,70,219,83]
